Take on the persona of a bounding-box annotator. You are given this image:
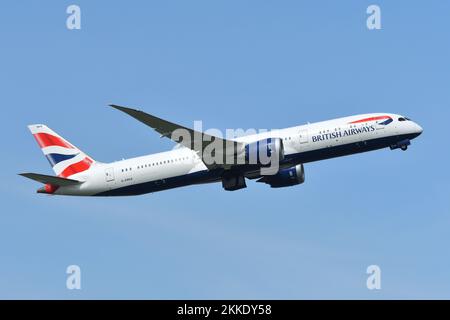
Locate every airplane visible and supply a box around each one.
[19,105,423,196]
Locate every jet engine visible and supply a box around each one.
[244,138,284,165]
[257,164,305,188]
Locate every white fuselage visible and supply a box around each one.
[52,113,423,196]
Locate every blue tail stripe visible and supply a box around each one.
[45,153,78,167]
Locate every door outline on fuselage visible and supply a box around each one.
[298,129,308,144]
[105,167,115,182]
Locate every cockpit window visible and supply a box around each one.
[405,117,411,121]
[398,117,406,121]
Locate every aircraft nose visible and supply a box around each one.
[414,122,423,136]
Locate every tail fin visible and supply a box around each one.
[28,124,96,178]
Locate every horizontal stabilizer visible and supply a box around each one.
[18,173,82,186]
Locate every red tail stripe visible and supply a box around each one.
[349,116,391,124]
[59,157,93,178]
[33,132,74,149]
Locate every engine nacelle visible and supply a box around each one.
[257,164,305,188]
[244,138,284,166]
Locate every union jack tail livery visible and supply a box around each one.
[28,124,95,178]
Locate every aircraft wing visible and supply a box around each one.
[19,173,82,186]
[110,104,243,169]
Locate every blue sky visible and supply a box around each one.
[0,1,449,299]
